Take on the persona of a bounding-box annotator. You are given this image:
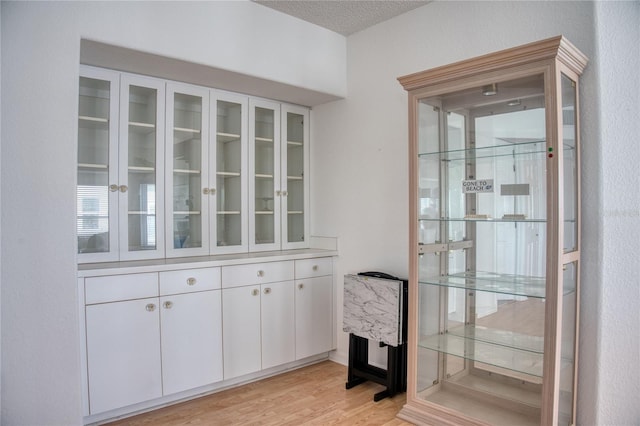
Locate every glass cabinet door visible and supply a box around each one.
[281,105,309,249]
[249,99,281,251]
[119,74,165,260]
[212,91,248,253]
[77,66,119,262]
[165,83,209,257]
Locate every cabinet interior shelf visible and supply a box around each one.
[217,132,241,143]
[218,211,241,215]
[287,140,303,146]
[287,175,303,181]
[420,272,547,299]
[217,171,241,177]
[173,211,201,215]
[255,136,273,143]
[419,217,547,223]
[255,211,274,215]
[173,169,201,174]
[79,115,109,129]
[288,211,303,215]
[255,173,273,179]
[419,331,544,377]
[174,127,201,134]
[128,211,156,215]
[129,122,156,134]
[129,166,155,173]
[78,163,108,170]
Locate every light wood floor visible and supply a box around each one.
[106,361,412,426]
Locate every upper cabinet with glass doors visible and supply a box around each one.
[77,66,165,262]
[249,100,310,252]
[398,37,587,426]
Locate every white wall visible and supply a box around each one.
[0,2,345,424]
[314,1,638,424]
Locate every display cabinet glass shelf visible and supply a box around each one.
[398,36,586,426]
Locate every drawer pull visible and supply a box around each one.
[312,265,318,271]
[264,287,271,295]
[251,289,259,296]
[257,270,264,278]
[145,303,156,312]
[163,301,173,309]
[187,277,197,286]
[298,283,304,290]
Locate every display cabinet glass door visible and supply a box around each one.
[249,99,281,251]
[118,75,165,260]
[166,83,209,257]
[212,92,248,253]
[77,67,119,262]
[416,74,554,425]
[281,105,309,249]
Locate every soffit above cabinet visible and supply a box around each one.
[80,39,342,107]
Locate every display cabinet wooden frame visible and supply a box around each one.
[398,36,587,426]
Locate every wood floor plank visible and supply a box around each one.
[106,361,412,425]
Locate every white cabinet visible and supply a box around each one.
[84,268,223,414]
[77,66,165,262]
[249,101,310,252]
[165,86,249,257]
[85,292,162,413]
[221,261,295,379]
[294,258,333,360]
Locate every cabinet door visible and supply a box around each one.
[211,91,248,254]
[249,98,281,251]
[281,104,309,249]
[119,74,165,260]
[77,66,120,263]
[85,298,162,414]
[222,285,261,379]
[261,280,295,369]
[160,290,223,395]
[295,276,333,359]
[165,83,210,257]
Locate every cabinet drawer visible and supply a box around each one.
[160,268,221,295]
[295,257,333,279]
[222,261,294,288]
[85,273,158,305]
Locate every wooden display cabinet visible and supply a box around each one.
[398,36,587,425]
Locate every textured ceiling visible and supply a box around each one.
[253,1,431,36]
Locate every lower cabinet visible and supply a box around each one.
[80,254,335,421]
[86,297,163,414]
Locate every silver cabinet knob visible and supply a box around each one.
[257,270,264,277]
[203,188,210,195]
[282,190,288,196]
[298,283,304,290]
[119,185,128,193]
[263,287,271,295]
[275,190,281,196]
[163,301,173,309]
[251,289,259,296]
[210,188,216,195]
[186,277,196,286]
[145,303,156,312]
[109,184,119,192]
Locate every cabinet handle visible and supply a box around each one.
[264,287,271,295]
[163,301,173,309]
[298,283,304,290]
[109,184,119,192]
[203,188,210,195]
[257,270,264,277]
[186,277,196,286]
[312,265,318,272]
[251,289,259,296]
[119,185,128,193]
[282,190,288,196]
[275,190,281,196]
[210,188,216,195]
[145,303,156,312]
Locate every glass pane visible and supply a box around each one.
[254,107,275,245]
[173,93,203,249]
[416,74,548,422]
[559,262,577,426]
[128,86,157,251]
[286,112,304,243]
[78,77,111,253]
[562,74,578,252]
[217,100,242,247]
